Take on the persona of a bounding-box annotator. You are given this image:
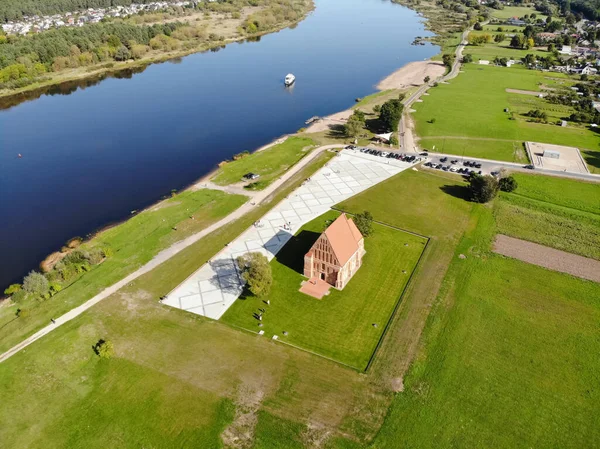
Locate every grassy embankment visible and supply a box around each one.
[413,64,600,170]
[0,164,475,448]
[222,210,426,370]
[0,189,247,354]
[372,187,600,449]
[211,136,317,189]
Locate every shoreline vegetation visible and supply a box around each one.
[0,0,314,102]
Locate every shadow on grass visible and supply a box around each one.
[582,149,600,172]
[440,184,471,201]
[274,230,320,274]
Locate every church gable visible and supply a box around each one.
[309,234,340,267]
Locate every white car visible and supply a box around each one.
[381,152,389,157]
[450,166,458,172]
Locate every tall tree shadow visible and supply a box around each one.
[439,184,471,201]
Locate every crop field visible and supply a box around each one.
[222,210,427,370]
[491,5,546,20]
[211,137,316,189]
[413,64,600,169]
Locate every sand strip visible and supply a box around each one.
[493,235,600,283]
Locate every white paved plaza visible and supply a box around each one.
[162,149,413,319]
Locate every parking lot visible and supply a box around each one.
[347,146,425,164]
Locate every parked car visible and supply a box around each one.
[440,157,448,162]
[474,163,482,168]
[243,172,260,180]
[524,164,535,169]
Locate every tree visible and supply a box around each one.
[114,45,131,61]
[474,22,483,30]
[462,54,473,63]
[22,271,49,298]
[379,98,404,132]
[499,176,518,192]
[494,33,505,43]
[4,283,21,296]
[94,339,114,359]
[344,115,363,138]
[373,104,381,114]
[442,53,455,70]
[510,34,525,49]
[236,252,272,296]
[469,174,499,203]
[353,211,374,237]
[389,134,399,146]
[424,75,430,83]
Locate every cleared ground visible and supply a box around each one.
[493,234,600,282]
[222,210,426,370]
[526,142,589,174]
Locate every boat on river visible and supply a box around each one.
[284,73,296,86]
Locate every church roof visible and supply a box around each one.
[323,214,363,266]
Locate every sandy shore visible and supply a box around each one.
[377,61,445,90]
[305,60,444,134]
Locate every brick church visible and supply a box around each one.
[303,214,365,290]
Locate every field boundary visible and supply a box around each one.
[222,211,430,372]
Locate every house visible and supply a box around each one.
[559,45,572,55]
[303,214,365,290]
[507,17,526,26]
[582,65,598,75]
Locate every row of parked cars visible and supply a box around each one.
[346,146,421,163]
[424,161,483,176]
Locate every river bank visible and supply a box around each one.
[0,2,315,104]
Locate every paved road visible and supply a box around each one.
[0,144,341,364]
[399,26,470,151]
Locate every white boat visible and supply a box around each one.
[284,73,295,86]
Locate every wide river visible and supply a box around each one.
[0,0,438,288]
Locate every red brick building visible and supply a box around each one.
[303,214,365,290]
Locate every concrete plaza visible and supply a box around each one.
[162,149,413,320]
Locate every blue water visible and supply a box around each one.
[0,0,437,288]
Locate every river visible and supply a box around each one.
[0,0,438,288]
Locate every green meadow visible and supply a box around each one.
[413,64,600,169]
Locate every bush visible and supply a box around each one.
[353,211,374,237]
[4,283,21,296]
[94,339,115,359]
[23,271,49,298]
[10,289,27,303]
[390,135,399,146]
[469,174,499,203]
[16,307,31,318]
[499,176,518,192]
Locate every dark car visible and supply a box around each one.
[243,172,260,180]
[440,157,448,163]
[475,163,482,168]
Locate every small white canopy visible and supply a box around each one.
[374,132,393,142]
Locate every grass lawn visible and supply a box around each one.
[419,137,527,162]
[211,136,316,189]
[0,188,247,355]
[372,204,600,449]
[493,173,600,259]
[491,5,546,20]
[222,210,427,370]
[464,40,548,61]
[413,64,600,167]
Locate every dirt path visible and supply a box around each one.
[0,144,341,363]
[506,88,545,96]
[493,235,600,282]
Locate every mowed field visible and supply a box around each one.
[211,137,316,189]
[373,204,600,448]
[413,64,600,170]
[222,210,427,370]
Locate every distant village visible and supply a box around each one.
[1,1,201,36]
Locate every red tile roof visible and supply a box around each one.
[324,214,363,266]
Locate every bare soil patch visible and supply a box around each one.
[506,88,545,97]
[304,109,353,134]
[493,235,600,282]
[221,386,265,449]
[377,61,445,90]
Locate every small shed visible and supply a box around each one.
[543,150,561,159]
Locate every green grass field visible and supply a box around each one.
[372,205,600,448]
[491,5,546,20]
[0,189,247,355]
[493,173,600,259]
[413,64,600,169]
[211,136,316,189]
[222,210,426,370]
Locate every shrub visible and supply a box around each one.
[23,271,49,298]
[94,339,115,359]
[11,289,27,303]
[4,283,21,296]
[16,307,31,318]
[499,176,518,192]
[390,135,399,146]
[353,211,374,237]
[88,247,105,265]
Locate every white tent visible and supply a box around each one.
[374,132,393,142]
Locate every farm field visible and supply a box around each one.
[490,5,546,20]
[0,189,247,355]
[413,64,600,169]
[222,210,427,370]
[211,137,316,189]
[372,204,600,449]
